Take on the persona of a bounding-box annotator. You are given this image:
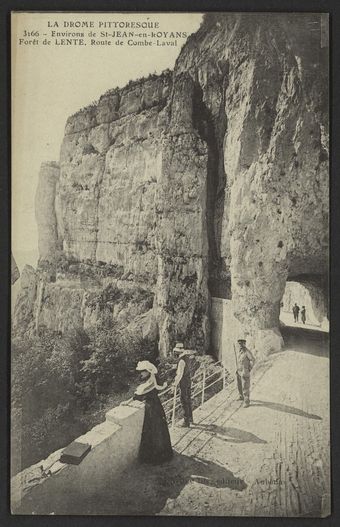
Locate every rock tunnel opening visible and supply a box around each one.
[279,273,329,331]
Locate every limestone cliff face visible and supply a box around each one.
[14,13,329,357]
[36,162,61,263]
[56,72,170,278]
[154,73,210,354]
[173,13,329,354]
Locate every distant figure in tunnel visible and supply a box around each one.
[292,303,300,323]
[173,343,194,427]
[132,361,173,465]
[301,305,306,324]
[235,339,255,408]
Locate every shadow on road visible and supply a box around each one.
[80,452,247,515]
[280,324,329,358]
[193,423,267,444]
[251,399,322,420]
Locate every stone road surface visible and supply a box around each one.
[82,327,330,516]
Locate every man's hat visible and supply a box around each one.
[179,349,194,356]
[237,338,247,344]
[173,342,184,353]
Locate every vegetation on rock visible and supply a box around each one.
[11,326,157,474]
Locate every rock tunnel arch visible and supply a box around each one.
[280,273,329,330]
[210,269,329,372]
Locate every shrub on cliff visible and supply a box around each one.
[85,283,154,313]
[79,328,129,398]
[12,330,75,414]
[78,327,157,399]
[55,256,124,281]
[11,329,88,471]
[11,325,159,473]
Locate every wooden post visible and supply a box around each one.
[171,385,177,430]
[222,364,226,390]
[201,369,206,406]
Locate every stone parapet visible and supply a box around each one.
[11,399,145,515]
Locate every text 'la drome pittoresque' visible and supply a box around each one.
[46,20,190,43]
[47,20,161,29]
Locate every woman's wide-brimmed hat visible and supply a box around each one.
[136,360,158,375]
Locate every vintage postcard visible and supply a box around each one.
[11,11,330,516]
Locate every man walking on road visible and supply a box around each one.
[235,338,255,408]
[173,343,194,427]
[301,306,306,324]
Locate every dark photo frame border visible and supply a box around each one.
[1,1,339,526]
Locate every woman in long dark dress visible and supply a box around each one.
[133,361,173,465]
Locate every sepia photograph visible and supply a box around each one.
[11,11,329,516]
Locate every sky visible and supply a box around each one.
[12,12,203,272]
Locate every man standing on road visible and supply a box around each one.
[173,343,194,427]
[235,338,255,408]
[301,306,306,324]
[292,303,300,323]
